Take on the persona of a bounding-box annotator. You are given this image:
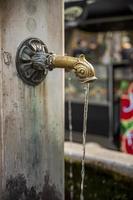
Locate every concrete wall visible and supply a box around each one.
[0,0,64,199]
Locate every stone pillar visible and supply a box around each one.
[0,0,64,199]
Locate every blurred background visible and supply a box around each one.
[64,0,133,153]
[64,1,133,199]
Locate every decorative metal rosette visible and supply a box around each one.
[16,38,49,86]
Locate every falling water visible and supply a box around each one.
[67,76,90,200]
[68,75,74,200]
[80,83,90,200]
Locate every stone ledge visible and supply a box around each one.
[64,142,133,179]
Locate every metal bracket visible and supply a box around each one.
[16,38,50,86]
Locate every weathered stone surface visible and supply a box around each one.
[65,142,133,178]
[0,0,64,199]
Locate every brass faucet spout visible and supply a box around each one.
[16,38,97,86]
[51,54,97,83]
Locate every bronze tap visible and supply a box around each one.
[51,54,97,83]
[16,38,97,86]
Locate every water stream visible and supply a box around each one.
[67,76,90,200]
[68,75,74,200]
[80,83,90,200]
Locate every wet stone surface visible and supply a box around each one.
[2,173,62,200]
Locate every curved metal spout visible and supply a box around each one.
[16,38,97,86]
[51,54,97,83]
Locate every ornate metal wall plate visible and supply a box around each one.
[16,38,49,86]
